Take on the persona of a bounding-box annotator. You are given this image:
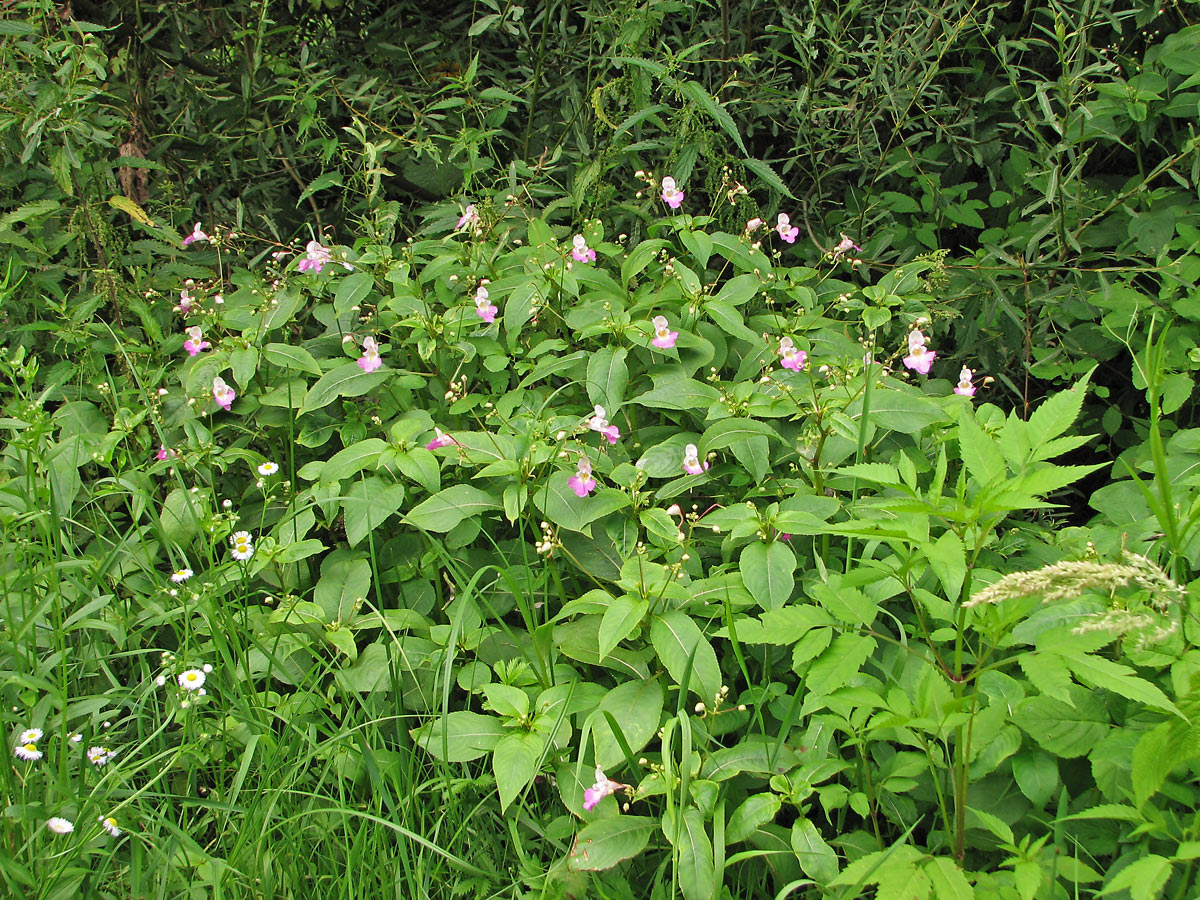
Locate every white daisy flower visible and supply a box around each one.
[98,816,121,837]
[230,531,254,561]
[18,728,42,743]
[170,567,193,583]
[14,742,42,761]
[69,732,82,743]
[47,817,74,834]
[257,461,279,476]
[87,746,116,766]
[155,675,166,686]
[178,669,206,691]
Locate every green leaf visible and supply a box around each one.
[674,808,716,900]
[586,347,629,415]
[678,80,747,155]
[1027,369,1093,450]
[632,378,720,411]
[599,595,648,660]
[1011,749,1058,807]
[342,479,405,547]
[703,299,759,343]
[701,737,799,781]
[1014,687,1109,758]
[567,816,657,871]
[532,479,630,534]
[263,342,323,376]
[405,484,500,532]
[957,410,1006,485]
[925,857,975,900]
[849,387,945,434]
[1099,855,1172,900]
[726,793,781,844]
[743,158,796,199]
[1061,652,1180,716]
[1132,722,1175,808]
[739,541,795,611]
[483,683,530,720]
[804,633,876,694]
[505,282,542,350]
[493,730,545,812]
[650,611,722,703]
[791,818,839,883]
[394,448,441,493]
[298,170,344,204]
[700,418,784,453]
[926,530,967,603]
[591,679,665,769]
[315,555,371,621]
[301,362,389,414]
[333,271,374,316]
[321,438,389,482]
[713,273,761,307]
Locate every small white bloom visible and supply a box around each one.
[257,461,279,476]
[69,733,82,743]
[170,568,193,583]
[202,664,213,673]
[47,817,74,834]
[98,816,121,837]
[178,669,206,691]
[155,675,166,686]
[87,746,116,766]
[14,742,42,761]
[17,728,42,743]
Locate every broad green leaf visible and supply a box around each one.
[700,417,784,452]
[301,362,388,414]
[532,480,630,534]
[740,541,795,611]
[405,484,500,532]
[263,342,323,376]
[1131,721,1175,808]
[726,793,781,844]
[505,282,542,350]
[791,818,839,883]
[591,678,665,769]
[1017,651,1073,703]
[493,730,546,812]
[567,816,657,871]
[632,378,720,411]
[1011,749,1058,807]
[808,578,876,626]
[674,808,716,900]
[587,346,629,414]
[1014,687,1109,758]
[804,633,876,694]
[342,479,405,547]
[728,436,771,483]
[315,555,371,620]
[333,271,374,316]
[394,448,441,493]
[713,273,761,307]
[483,683,530,720]
[704,299,759,342]
[650,611,722,703]
[700,736,799,781]
[926,529,967,603]
[925,857,975,900]
[599,595,648,660]
[1061,651,1180,716]
[849,388,945,434]
[320,438,389,482]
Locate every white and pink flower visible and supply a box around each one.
[582,765,628,812]
[660,177,684,209]
[298,240,332,274]
[902,329,936,375]
[182,223,209,247]
[183,326,210,357]
[571,234,596,263]
[778,336,807,371]
[776,213,799,243]
[357,336,382,373]
[954,366,976,397]
[212,376,236,411]
[588,406,620,444]
[568,457,597,497]
[474,284,498,324]
[682,443,709,475]
[651,315,678,350]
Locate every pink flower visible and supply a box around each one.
[778,336,807,371]
[155,445,174,461]
[582,765,628,812]
[298,240,332,274]
[831,233,861,260]
[745,217,764,233]
[571,234,596,263]
[174,288,195,315]
[474,285,498,323]
[357,336,382,373]
[183,326,210,356]
[456,204,479,231]
[682,443,709,475]
[588,405,620,444]
[954,366,976,397]
[182,223,208,247]
[426,428,455,451]
[568,458,597,497]
[776,214,799,244]
[903,329,936,375]
[212,376,236,411]
[660,177,684,209]
[651,315,678,350]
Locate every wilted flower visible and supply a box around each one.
[571,234,596,263]
[954,366,976,397]
[831,233,861,260]
[660,177,684,209]
[568,458,597,497]
[776,213,799,243]
[174,288,195,315]
[170,567,193,583]
[98,816,121,838]
[298,240,332,274]
[14,742,42,761]
[651,315,678,350]
[902,329,936,375]
[474,285,498,324]
[456,204,479,231]
[257,461,279,476]
[230,531,254,561]
[588,406,620,444]
[357,336,383,373]
[183,326,210,356]
[778,336,807,371]
[178,669,206,691]
[212,376,236,411]
[426,428,456,450]
[582,765,628,812]
[47,817,74,835]
[682,444,709,475]
[182,223,208,247]
[745,217,764,233]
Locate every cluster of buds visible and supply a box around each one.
[443,376,468,402]
[535,521,558,556]
[693,685,747,719]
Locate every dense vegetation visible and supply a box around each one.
[3,0,1200,898]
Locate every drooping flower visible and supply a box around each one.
[170,567,193,583]
[426,428,456,451]
[582,765,628,812]
[87,746,116,766]
[456,204,479,231]
[182,223,209,247]
[14,742,42,761]
[902,329,936,375]
[778,336,807,371]
[98,816,121,838]
[183,326,210,357]
[660,177,684,209]
[588,406,620,444]
[831,233,861,260]
[178,669,206,691]
[954,366,977,397]
[474,285,498,324]
[298,240,332,274]
[745,217,764,233]
[47,817,74,835]
[651,316,678,350]
[357,335,383,373]
[230,531,254,561]
[212,376,236,411]
[568,458,597,497]
[776,213,799,243]
[18,728,42,744]
[174,288,195,315]
[571,234,596,264]
[682,443,709,475]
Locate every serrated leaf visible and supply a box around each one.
[1099,854,1172,900]
[925,857,975,900]
[678,80,747,155]
[1061,651,1180,716]
[333,270,373,316]
[1027,370,1093,449]
[1014,687,1109,757]
[743,157,796,199]
[704,299,759,342]
[958,410,1006,485]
